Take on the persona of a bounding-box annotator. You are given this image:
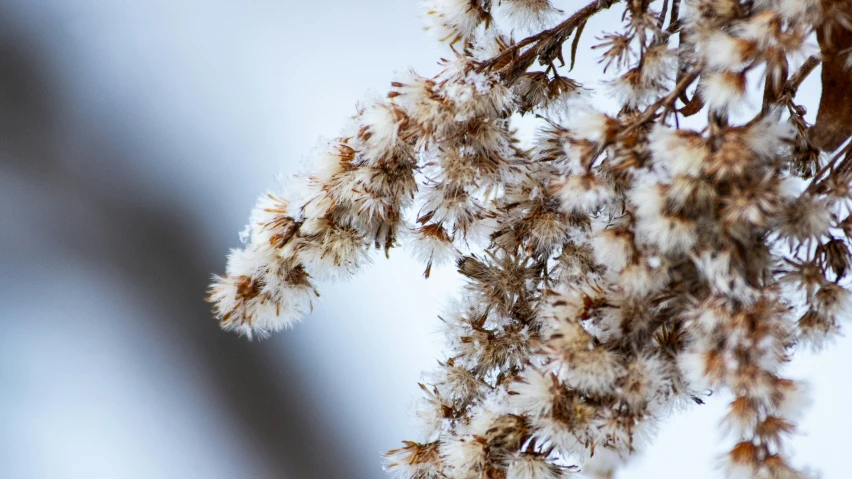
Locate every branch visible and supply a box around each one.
[477,0,622,80]
[741,56,821,128]
[616,70,701,141]
[784,55,821,97]
[805,139,852,195]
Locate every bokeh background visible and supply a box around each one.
[1,1,849,478]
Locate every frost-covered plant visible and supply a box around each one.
[209,1,852,477]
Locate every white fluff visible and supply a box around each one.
[700,71,747,114]
[648,125,706,178]
[507,453,565,479]
[424,0,483,44]
[744,112,796,158]
[553,174,615,213]
[698,30,753,71]
[440,435,488,477]
[358,102,405,164]
[592,224,633,274]
[630,181,698,255]
[510,368,557,416]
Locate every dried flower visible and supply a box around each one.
[209,1,852,477]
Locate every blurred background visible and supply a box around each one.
[0,1,849,478]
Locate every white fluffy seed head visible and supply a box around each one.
[547,344,625,395]
[696,29,755,71]
[617,261,668,298]
[384,443,443,479]
[248,192,295,247]
[775,0,822,23]
[510,367,557,416]
[507,453,566,479]
[424,0,486,44]
[357,102,408,165]
[210,248,315,340]
[529,415,586,459]
[438,63,516,121]
[700,71,747,114]
[630,180,698,255]
[592,224,634,274]
[778,195,833,243]
[565,108,615,143]
[744,112,796,158]
[409,224,460,273]
[550,173,615,213]
[648,125,707,178]
[440,435,488,477]
[499,0,559,33]
[691,249,758,304]
[297,218,371,279]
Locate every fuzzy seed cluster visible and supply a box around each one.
[210,1,852,478]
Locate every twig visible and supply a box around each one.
[657,0,670,29]
[616,70,700,141]
[805,139,852,195]
[669,0,682,28]
[477,0,622,77]
[784,55,821,97]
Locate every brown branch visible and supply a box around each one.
[477,0,623,80]
[657,0,670,28]
[805,140,852,195]
[616,70,700,141]
[784,55,821,96]
[669,0,682,28]
[741,56,821,129]
[664,19,682,36]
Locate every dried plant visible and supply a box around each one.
[208,1,852,477]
